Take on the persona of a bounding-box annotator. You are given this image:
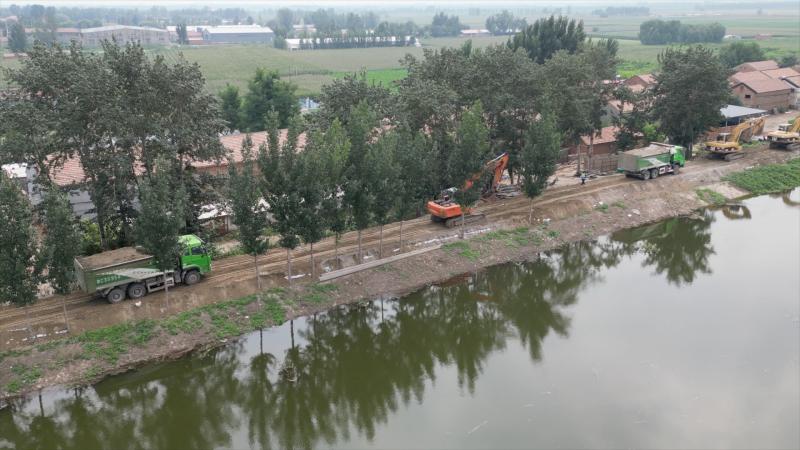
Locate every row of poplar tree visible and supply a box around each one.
[1,15,733,305]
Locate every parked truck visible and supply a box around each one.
[618,143,685,180]
[74,234,212,304]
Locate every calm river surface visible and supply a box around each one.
[1,190,799,449]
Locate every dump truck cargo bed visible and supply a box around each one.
[74,247,153,294]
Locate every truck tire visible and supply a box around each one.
[650,168,659,179]
[671,164,680,174]
[184,270,201,286]
[641,170,650,180]
[127,283,146,299]
[107,288,126,304]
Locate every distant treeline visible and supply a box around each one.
[592,7,650,17]
[289,35,417,50]
[639,20,725,45]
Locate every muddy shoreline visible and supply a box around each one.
[1,149,797,405]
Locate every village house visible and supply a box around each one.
[734,60,779,73]
[572,126,620,157]
[201,25,274,44]
[731,79,793,111]
[623,73,656,93]
[14,130,306,221]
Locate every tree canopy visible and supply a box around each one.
[508,16,586,64]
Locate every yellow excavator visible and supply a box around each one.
[766,115,800,151]
[704,116,766,161]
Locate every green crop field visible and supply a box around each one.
[1,13,796,95]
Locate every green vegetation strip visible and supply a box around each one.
[3,285,340,395]
[696,189,728,206]
[723,159,800,195]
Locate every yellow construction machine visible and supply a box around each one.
[766,115,800,151]
[704,116,766,161]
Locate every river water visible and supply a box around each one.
[1,191,799,449]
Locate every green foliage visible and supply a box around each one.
[520,112,561,200]
[616,60,658,78]
[485,10,527,36]
[719,41,766,68]
[241,68,299,130]
[162,310,204,335]
[508,15,586,64]
[779,54,798,68]
[653,46,730,158]
[595,203,610,213]
[228,135,269,259]
[176,23,188,45]
[639,19,725,45]
[39,187,81,294]
[78,320,157,363]
[429,12,464,37]
[219,84,242,131]
[134,158,187,273]
[449,101,490,214]
[0,172,38,305]
[8,22,27,53]
[695,189,727,206]
[723,159,800,195]
[343,102,379,234]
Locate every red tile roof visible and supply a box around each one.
[730,71,770,84]
[580,126,620,146]
[48,130,307,187]
[625,74,656,87]
[735,60,780,72]
[760,67,800,80]
[733,79,793,94]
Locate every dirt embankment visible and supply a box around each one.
[1,146,797,404]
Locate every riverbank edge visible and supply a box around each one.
[2,157,798,406]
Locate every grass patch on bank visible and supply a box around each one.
[723,159,800,195]
[443,241,481,260]
[696,188,728,206]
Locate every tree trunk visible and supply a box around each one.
[163,270,169,308]
[310,242,315,281]
[334,236,340,270]
[575,141,582,176]
[528,198,534,225]
[254,254,261,290]
[460,213,466,239]
[25,305,34,343]
[286,248,293,285]
[379,225,383,259]
[399,220,404,253]
[290,320,295,349]
[62,295,69,334]
[357,229,363,264]
[588,133,594,174]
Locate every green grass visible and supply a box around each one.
[5,364,42,393]
[479,227,533,248]
[595,203,610,213]
[696,188,728,206]
[443,240,481,260]
[723,158,800,195]
[612,201,627,210]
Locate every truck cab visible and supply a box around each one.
[178,234,212,278]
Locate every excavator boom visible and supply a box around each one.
[427,152,510,226]
[704,116,766,160]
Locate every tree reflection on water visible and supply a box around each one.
[0,214,719,449]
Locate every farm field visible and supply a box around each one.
[1,13,797,95]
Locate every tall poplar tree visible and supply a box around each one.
[449,101,490,239]
[228,135,269,289]
[39,186,81,294]
[134,158,187,295]
[367,133,400,258]
[343,102,378,262]
[0,172,38,305]
[519,112,561,224]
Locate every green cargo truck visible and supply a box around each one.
[74,234,212,304]
[618,143,685,180]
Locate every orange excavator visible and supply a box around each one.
[427,152,510,227]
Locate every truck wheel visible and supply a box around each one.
[641,170,650,180]
[107,288,126,304]
[650,169,659,179]
[184,270,201,285]
[672,164,680,174]
[127,283,146,299]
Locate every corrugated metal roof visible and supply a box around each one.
[81,25,167,34]
[204,25,273,34]
[720,104,767,119]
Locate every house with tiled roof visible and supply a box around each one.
[731,79,793,111]
[18,130,306,219]
[734,60,780,73]
[623,74,656,93]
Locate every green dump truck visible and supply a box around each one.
[74,234,212,304]
[618,142,685,180]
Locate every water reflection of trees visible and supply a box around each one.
[612,214,715,286]
[0,216,719,449]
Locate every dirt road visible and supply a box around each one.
[1,144,796,350]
